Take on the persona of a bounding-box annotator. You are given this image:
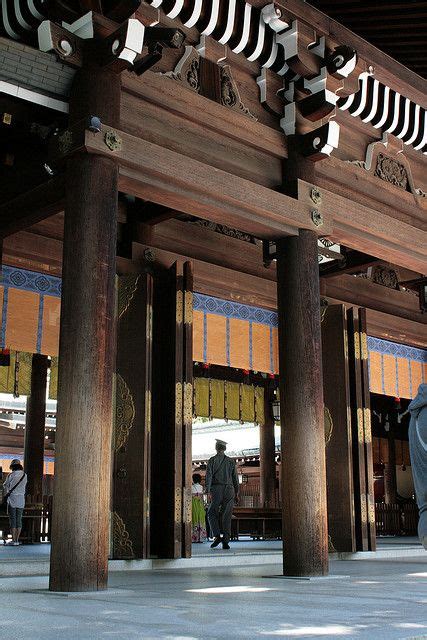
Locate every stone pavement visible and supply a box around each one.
[0,555,426,640]
[0,538,425,577]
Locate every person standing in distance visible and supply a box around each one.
[206,439,239,550]
[2,459,27,546]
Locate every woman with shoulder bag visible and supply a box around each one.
[2,459,27,546]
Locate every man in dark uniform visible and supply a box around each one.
[206,439,239,549]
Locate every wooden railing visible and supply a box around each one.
[238,488,419,537]
[0,493,52,543]
[239,483,281,509]
[375,503,419,536]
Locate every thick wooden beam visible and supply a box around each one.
[82,125,427,270]
[297,180,427,273]
[320,274,424,324]
[320,250,380,278]
[3,231,63,275]
[84,127,321,239]
[0,176,65,239]
[277,229,329,576]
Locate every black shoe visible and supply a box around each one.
[222,541,230,550]
[210,537,222,548]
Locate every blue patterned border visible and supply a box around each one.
[193,293,278,327]
[368,337,427,363]
[1,266,61,298]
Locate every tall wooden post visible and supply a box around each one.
[384,432,398,504]
[276,229,329,576]
[49,57,120,592]
[260,385,276,508]
[24,354,49,501]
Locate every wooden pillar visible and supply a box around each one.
[49,58,120,592]
[24,354,48,501]
[384,432,397,504]
[260,385,276,508]
[276,229,329,576]
[150,262,193,559]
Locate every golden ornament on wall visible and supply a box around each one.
[114,374,135,452]
[324,405,333,445]
[112,511,134,559]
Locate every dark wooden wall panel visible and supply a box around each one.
[322,304,356,552]
[112,272,153,559]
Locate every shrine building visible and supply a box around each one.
[0,0,426,592]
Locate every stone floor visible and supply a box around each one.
[0,556,427,640]
[0,537,422,560]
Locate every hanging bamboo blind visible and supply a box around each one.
[193,378,264,424]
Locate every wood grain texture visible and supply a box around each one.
[276,230,329,576]
[49,62,120,592]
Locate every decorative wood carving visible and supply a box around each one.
[348,133,426,198]
[368,266,400,290]
[112,511,135,558]
[324,405,333,445]
[374,153,408,190]
[163,49,256,120]
[220,65,257,121]
[114,373,135,452]
[191,218,256,244]
[118,274,140,319]
[164,46,200,93]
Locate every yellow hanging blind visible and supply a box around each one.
[210,379,225,419]
[0,351,32,396]
[225,381,240,420]
[241,384,255,423]
[254,386,264,425]
[49,357,59,400]
[194,377,209,417]
[16,352,32,396]
[0,352,16,394]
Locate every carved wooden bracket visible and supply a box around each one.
[162,46,257,121]
[349,133,427,198]
[256,26,359,162]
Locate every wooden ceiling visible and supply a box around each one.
[310,0,427,79]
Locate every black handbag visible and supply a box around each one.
[0,472,26,515]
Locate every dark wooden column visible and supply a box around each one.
[49,58,120,592]
[276,229,328,577]
[150,261,193,559]
[24,354,49,501]
[384,432,398,504]
[260,385,276,508]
